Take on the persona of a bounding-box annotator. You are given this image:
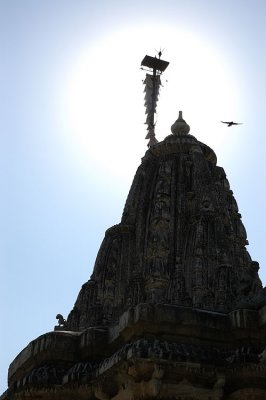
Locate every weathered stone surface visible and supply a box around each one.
[2,116,266,400]
[5,302,266,399]
[66,129,262,332]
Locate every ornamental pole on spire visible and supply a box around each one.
[141,52,169,147]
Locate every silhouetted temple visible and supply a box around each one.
[3,112,266,400]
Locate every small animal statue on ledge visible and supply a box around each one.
[56,313,67,327]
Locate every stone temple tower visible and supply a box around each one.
[3,112,266,400]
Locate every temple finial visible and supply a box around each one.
[171,111,190,135]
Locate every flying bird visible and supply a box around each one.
[221,121,243,127]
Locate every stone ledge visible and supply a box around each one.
[8,331,80,385]
[8,303,266,393]
[109,303,230,344]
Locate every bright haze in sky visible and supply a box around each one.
[1,0,266,393]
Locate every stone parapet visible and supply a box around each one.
[6,302,266,399]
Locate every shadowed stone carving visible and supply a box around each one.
[56,314,66,327]
[3,113,266,400]
[65,114,262,330]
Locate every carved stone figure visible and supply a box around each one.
[56,313,66,326]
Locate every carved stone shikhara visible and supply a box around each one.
[67,124,262,330]
[3,115,266,400]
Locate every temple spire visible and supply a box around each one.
[5,57,266,400]
[141,52,169,147]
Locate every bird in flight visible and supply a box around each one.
[221,121,243,127]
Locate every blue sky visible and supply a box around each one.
[1,0,266,393]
